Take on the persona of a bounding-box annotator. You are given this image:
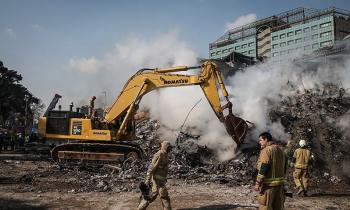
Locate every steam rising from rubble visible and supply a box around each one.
[142,87,237,161]
[228,49,350,143]
[337,111,350,139]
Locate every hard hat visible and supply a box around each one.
[299,139,307,147]
[161,141,172,152]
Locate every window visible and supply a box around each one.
[304,36,310,41]
[287,32,294,37]
[280,34,286,39]
[216,51,221,55]
[248,50,254,54]
[229,48,233,51]
[272,36,278,41]
[248,42,254,47]
[311,25,318,31]
[272,52,279,57]
[223,49,228,53]
[320,31,331,38]
[280,50,286,55]
[320,40,332,47]
[296,38,302,43]
[211,52,215,56]
[312,34,318,39]
[272,44,278,49]
[242,44,247,48]
[303,27,310,33]
[320,22,331,28]
[295,29,302,35]
[280,42,286,47]
[312,43,319,49]
[242,51,247,54]
[235,46,241,50]
[287,40,294,45]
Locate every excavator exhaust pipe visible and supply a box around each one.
[223,114,250,147]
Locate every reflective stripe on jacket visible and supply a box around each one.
[256,142,286,186]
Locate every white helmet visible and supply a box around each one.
[299,139,307,147]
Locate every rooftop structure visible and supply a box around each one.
[209,7,350,61]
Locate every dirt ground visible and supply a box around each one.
[0,158,350,210]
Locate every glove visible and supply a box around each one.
[254,181,262,192]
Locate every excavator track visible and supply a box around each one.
[51,142,144,163]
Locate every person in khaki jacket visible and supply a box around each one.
[255,132,287,210]
[292,139,312,196]
[138,141,172,210]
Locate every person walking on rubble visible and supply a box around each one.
[255,132,287,210]
[291,139,312,196]
[137,141,172,210]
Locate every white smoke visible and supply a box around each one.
[70,30,197,74]
[225,13,257,31]
[68,30,237,160]
[227,46,350,143]
[142,86,236,161]
[336,111,350,139]
[67,30,350,162]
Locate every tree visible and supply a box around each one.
[0,61,42,128]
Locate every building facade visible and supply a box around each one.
[209,7,350,61]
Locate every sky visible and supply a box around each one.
[1,0,348,106]
[1,0,350,159]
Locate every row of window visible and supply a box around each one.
[241,50,255,55]
[272,40,332,57]
[235,42,255,50]
[271,21,332,40]
[210,48,256,57]
[272,31,332,49]
[211,47,234,56]
[210,42,256,56]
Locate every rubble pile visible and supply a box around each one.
[6,84,349,194]
[270,84,350,187]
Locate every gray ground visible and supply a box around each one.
[0,159,349,210]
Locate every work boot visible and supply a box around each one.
[297,187,304,195]
[303,190,308,197]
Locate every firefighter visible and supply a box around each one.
[255,132,287,210]
[291,139,312,196]
[138,141,172,210]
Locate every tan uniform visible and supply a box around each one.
[138,141,172,210]
[293,148,311,192]
[256,142,286,210]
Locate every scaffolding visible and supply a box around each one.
[210,7,350,50]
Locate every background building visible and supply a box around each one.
[209,7,350,61]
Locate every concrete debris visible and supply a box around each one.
[0,84,349,195]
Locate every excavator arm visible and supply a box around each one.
[104,61,248,146]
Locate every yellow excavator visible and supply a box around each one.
[38,61,249,162]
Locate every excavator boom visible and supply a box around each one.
[38,61,249,163]
[105,61,248,146]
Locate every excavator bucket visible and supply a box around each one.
[224,114,249,147]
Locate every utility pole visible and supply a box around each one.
[103,91,107,117]
[24,95,29,137]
